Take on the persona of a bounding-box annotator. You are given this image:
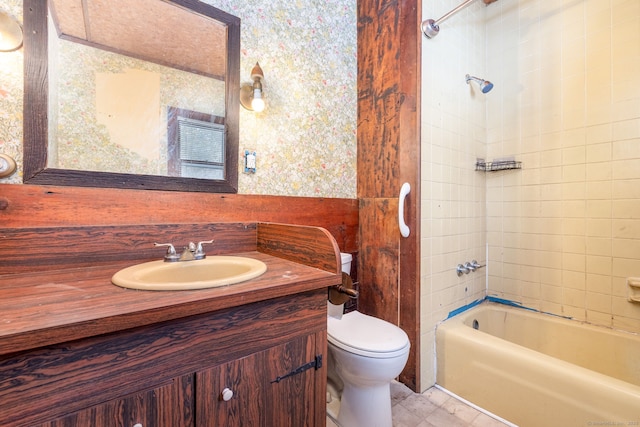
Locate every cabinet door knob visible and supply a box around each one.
[221,387,234,401]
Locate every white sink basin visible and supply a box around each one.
[112,256,267,290]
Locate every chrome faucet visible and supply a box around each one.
[456,260,485,276]
[456,264,470,276]
[179,242,197,261]
[154,240,214,262]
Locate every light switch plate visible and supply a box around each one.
[244,150,256,173]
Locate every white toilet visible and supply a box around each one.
[326,253,411,427]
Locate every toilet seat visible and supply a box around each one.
[328,311,410,358]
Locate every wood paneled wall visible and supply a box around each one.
[357,0,421,391]
[0,223,260,275]
[0,184,358,253]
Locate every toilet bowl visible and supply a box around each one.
[327,253,410,427]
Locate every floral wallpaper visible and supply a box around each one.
[0,0,21,185]
[0,0,357,198]
[202,0,357,197]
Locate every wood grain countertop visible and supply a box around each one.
[0,251,338,356]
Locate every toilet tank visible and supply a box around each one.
[340,253,352,275]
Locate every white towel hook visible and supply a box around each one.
[398,182,411,238]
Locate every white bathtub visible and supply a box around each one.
[436,302,640,427]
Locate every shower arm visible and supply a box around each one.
[433,0,476,27]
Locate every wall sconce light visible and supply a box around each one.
[240,62,265,112]
[0,10,22,52]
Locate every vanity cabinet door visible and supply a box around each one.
[196,334,321,427]
[36,375,194,427]
[196,348,263,426]
[263,334,319,426]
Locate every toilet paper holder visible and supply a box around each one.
[329,272,359,305]
[332,284,359,298]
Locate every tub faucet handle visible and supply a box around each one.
[464,261,476,272]
[470,260,484,271]
[456,264,470,276]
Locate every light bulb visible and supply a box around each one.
[251,89,265,112]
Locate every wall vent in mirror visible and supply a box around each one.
[168,107,225,180]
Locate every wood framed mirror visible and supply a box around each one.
[23,0,240,193]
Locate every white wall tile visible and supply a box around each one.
[485,0,640,332]
[422,0,640,391]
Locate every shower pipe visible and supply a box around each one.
[422,0,477,39]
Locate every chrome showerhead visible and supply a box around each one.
[465,74,494,93]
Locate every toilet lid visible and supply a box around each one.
[327,311,410,355]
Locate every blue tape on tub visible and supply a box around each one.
[446,298,484,319]
[447,296,574,320]
[485,296,574,318]
[485,296,534,310]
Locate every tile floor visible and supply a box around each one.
[326,381,514,427]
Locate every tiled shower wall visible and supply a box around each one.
[421,0,640,390]
[420,0,489,388]
[486,0,640,332]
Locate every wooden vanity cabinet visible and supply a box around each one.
[1,290,327,427]
[197,333,322,427]
[37,375,195,427]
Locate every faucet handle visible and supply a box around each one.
[470,260,485,270]
[194,240,214,260]
[456,264,470,276]
[154,243,180,262]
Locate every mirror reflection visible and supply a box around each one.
[23,0,240,192]
[48,37,225,178]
